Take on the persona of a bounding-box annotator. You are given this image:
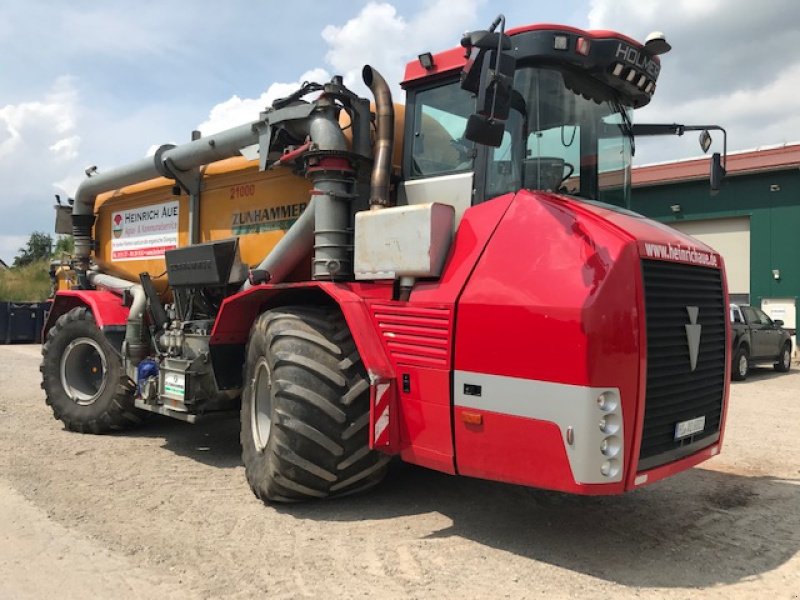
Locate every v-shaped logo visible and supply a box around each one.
[685,306,702,372]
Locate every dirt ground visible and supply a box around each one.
[0,343,798,599]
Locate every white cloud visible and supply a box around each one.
[49,135,81,161]
[587,0,800,163]
[0,77,83,262]
[197,68,330,136]
[0,77,78,160]
[198,1,480,135]
[322,0,479,96]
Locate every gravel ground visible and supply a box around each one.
[0,343,798,599]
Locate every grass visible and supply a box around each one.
[0,259,52,302]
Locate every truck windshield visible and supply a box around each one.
[485,66,632,206]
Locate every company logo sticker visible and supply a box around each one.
[112,213,123,239]
[111,200,179,261]
[231,203,307,235]
[685,306,702,372]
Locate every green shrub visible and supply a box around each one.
[0,260,52,302]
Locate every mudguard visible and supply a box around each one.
[211,281,400,453]
[43,290,129,339]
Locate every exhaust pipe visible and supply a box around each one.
[362,66,394,209]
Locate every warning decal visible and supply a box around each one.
[111,201,179,261]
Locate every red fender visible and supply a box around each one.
[211,281,400,453]
[44,290,129,338]
[211,282,393,377]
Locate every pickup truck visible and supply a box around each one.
[730,303,792,380]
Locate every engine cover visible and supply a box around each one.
[165,238,247,287]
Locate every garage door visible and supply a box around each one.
[669,217,750,299]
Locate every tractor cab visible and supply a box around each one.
[400,20,671,214]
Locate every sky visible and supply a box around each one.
[1,0,799,263]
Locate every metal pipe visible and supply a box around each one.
[72,121,262,262]
[88,271,148,367]
[241,200,317,290]
[306,104,354,281]
[362,65,394,209]
[308,110,349,153]
[88,270,137,293]
[311,165,354,280]
[164,122,258,172]
[188,129,202,245]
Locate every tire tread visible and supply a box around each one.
[241,305,388,502]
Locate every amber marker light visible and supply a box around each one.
[461,412,483,426]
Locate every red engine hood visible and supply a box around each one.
[545,192,723,269]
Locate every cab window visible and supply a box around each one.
[409,82,474,178]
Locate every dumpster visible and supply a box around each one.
[0,302,7,344]
[1,301,50,343]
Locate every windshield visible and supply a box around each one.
[485,66,633,206]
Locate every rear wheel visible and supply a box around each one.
[732,346,749,381]
[241,305,389,502]
[774,342,792,372]
[41,306,143,433]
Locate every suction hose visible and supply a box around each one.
[87,271,148,367]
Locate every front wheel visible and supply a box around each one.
[732,346,749,381]
[240,305,389,503]
[774,342,792,372]
[40,306,143,433]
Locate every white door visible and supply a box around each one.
[670,217,750,301]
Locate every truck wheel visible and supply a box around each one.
[241,305,389,502]
[774,342,792,372]
[732,346,749,381]
[41,306,143,433]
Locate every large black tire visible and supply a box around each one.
[731,345,749,381]
[774,342,792,372]
[41,307,143,433]
[241,305,389,502]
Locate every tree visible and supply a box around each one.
[53,235,74,256]
[14,231,53,267]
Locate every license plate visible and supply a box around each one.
[674,416,705,440]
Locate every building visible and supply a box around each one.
[631,142,800,332]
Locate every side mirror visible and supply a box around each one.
[710,152,726,192]
[699,129,712,153]
[774,319,784,328]
[462,14,514,149]
[478,51,515,121]
[465,114,504,147]
[464,49,515,147]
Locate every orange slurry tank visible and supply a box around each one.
[93,158,313,286]
[91,105,406,287]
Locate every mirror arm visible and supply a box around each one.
[487,14,507,120]
[632,123,727,170]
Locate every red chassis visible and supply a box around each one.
[46,189,729,495]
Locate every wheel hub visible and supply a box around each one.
[739,354,748,377]
[251,358,272,451]
[59,337,108,405]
